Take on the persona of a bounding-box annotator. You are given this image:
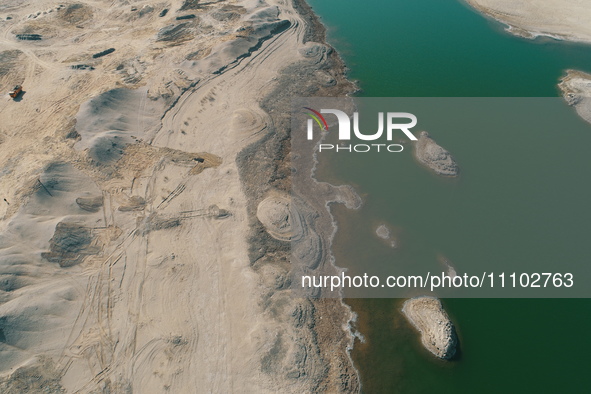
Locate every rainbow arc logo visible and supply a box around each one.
[301,105,417,150]
[303,107,329,131]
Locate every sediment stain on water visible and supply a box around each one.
[307,0,591,392]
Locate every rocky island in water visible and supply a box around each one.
[413,131,459,177]
[402,297,458,360]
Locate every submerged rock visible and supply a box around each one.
[413,131,459,177]
[376,224,389,239]
[402,296,458,359]
[375,224,396,248]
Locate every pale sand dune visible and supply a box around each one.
[466,0,591,43]
[0,0,357,392]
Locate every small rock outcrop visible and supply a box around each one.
[402,296,458,359]
[413,131,459,177]
[76,196,103,212]
[118,196,146,212]
[376,224,389,239]
[375,224,396,248]
[559,69,591,126]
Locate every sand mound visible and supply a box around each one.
[231,108,267,139]
[0,356,64,393]
[298,42,332,64]
[41,222,98,267]
[32,162,102,215]
[211,7,244,22]
[60,3,93,25]
[257,195,303,242]
[75,87,164,169]
[194,8,290,75]
[291,229,323,269]
[75,196,103,212]
[144,215,181,233]
[0,50,24,77]
[117,195,146,212]
[257,194,325,269]
[179,0,203,11]
[0,0,26,12]
[157,23,196,45]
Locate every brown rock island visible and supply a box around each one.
[413,131,459,177]
[402,296,458,360]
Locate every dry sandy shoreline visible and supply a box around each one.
[465,0,591,44]
[0,0,358,392]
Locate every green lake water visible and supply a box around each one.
[305,0,591,392]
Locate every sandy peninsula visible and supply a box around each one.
[465,0,591,43]
[0,1,357,392]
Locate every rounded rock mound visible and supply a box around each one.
[413,131,459,177]
[256,195,303,242]
[402,296,458,360]
[231,108,266,138]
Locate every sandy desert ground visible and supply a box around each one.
[0,1,358,392]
